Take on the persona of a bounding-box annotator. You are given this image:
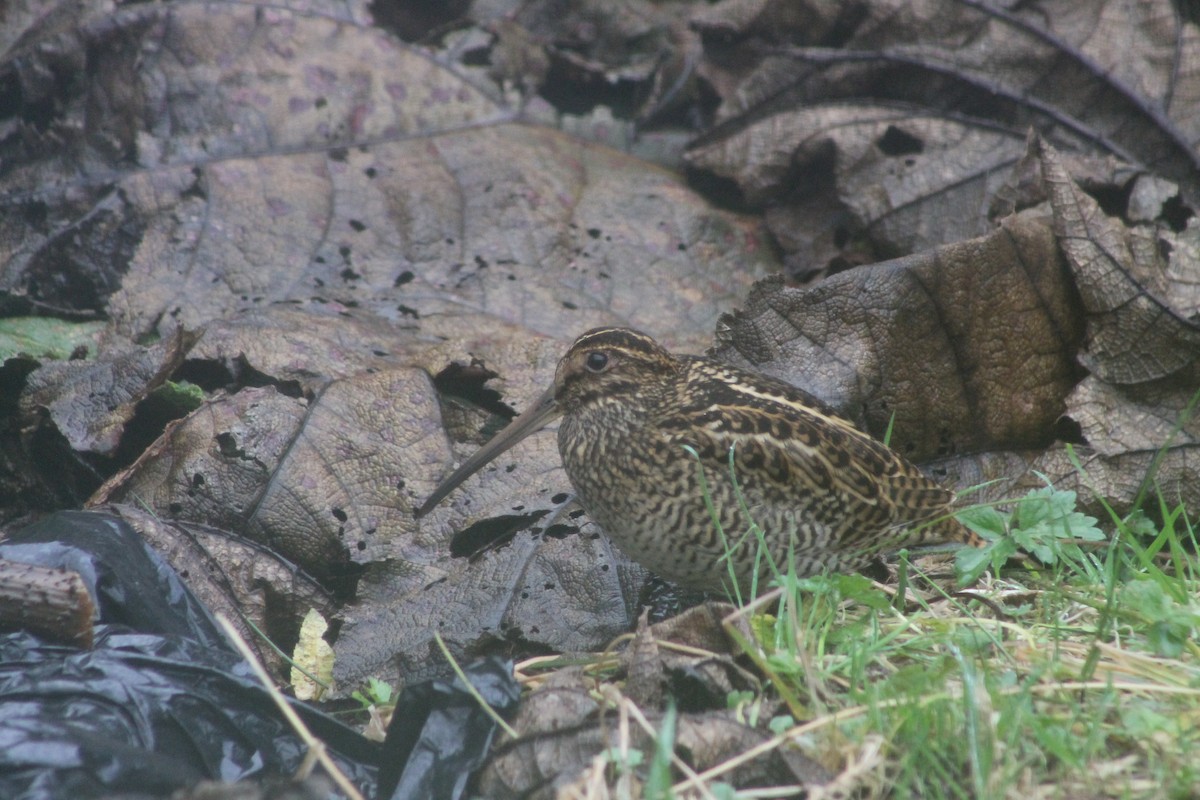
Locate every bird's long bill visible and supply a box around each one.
[415,385,561,517]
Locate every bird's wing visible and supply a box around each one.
[660,360,955,523]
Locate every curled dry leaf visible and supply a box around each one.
[473,0,701,125]
[1065,377,1199,461]
[1038,137,1200,385]
[621,604,758,710]
[712,210,1084,462]
[1026,138,1200,517]
[19,330,194,456]
[711,134,1200,519]
[1032,443,1200,522]
[688,107,1027,260]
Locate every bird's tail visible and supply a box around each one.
[915,513,988,548]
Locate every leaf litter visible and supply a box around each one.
[2,0,1200,795]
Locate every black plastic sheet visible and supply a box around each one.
[379,657,520,800]
[0,511,520,800]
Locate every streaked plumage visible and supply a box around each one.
[419,327,981,593]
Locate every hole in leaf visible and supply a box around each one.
[450,511,547,558]
[877,125,923,156]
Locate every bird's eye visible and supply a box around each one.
[584,351,610,373]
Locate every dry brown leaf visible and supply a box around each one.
[3,3,771,350]
[712,209,1083,462]
[186,307,418,392]
[333,512,645,689]
[1032,444,1200,520]
[688,106,1026,258]
[19,329,194,454]
[91,369,452,583]
[1038,137,1200,384]
[1064,377,1199,460]
[684,0,1200,276]
[478,668,831,799]
[620,604,756,710]
[107,502,334,676]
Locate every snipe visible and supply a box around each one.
[418,327,981,594]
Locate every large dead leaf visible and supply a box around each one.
[91,369,451,582]
[712,209,1084,462]
[3,2,772,351]
[335,512,647,689]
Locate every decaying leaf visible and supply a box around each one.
[478,667,831,798]
[91,369,451,584]
[19,329,195,455]
[334,507,647,690]
[4,0,1200,724]
[685,0,1200,277]
[1032,443,1200,522]
[712,210,1084,462]
[621,604,758,710]
[108,502,334,676]
[1038,138,1200,385]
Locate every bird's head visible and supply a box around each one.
[551,327,678,414]
[416,327,675,516]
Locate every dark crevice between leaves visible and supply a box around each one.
[0,358,82,521]
[11,410,105,512]
[319,560,367,605]
[540,56,646,118]
[175,354,305,398]
[1053,414,1085,446]
[371,0,471,44]
[1159,193,1195,233]
[22,202,144,317]
[108,385,203,471]
[638,74,721,134]
[467,624,559,668]
[0,49,85,144]
[450,511,548,560]
[668,666,732,713]
[683,166,751,213]
[1088,179,1135,219]
[432,362,516,419]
